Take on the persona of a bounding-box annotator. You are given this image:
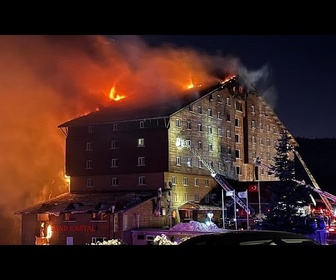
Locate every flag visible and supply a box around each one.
[238,190,247,198]
[248,184,258,192]
[226,190,234,197]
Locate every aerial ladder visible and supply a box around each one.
[292,148,335,216]
[177,138,255,215]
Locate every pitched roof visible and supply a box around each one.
[15,191,157,216]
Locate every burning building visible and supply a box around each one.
[16,75,297,245]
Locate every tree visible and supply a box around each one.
[258,130,313,232]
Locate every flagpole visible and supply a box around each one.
[246,190,249,229]
[221,189,225,229]
[234,191,237,230]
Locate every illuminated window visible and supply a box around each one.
[110,140,118,149]
[63,212,74,221]
[137,138,145,147]
[138,157,145,166]
[111,158,118,168]
[85,160,93,169]
[176,157,181,166]
[86,142,93,151]
[187,157,192,167]
[111,177,119,186]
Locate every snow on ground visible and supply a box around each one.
[170,220,225,232]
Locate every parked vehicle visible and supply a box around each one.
[178,229,320,245]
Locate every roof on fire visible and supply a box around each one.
[58,83,225,128]
[15,191,157,216]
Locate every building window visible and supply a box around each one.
[184,193,187,202]
[217,111,222,120]
[198,159,203,168]
[266,138,271,146]
[85,160,93,169]
[198,106,202,114]
[226,113,231,122]
[217,94,222,103]
[208,126,213,134]
[260,137,264,145]
[251,120,256,128]
[185,139,191,147]
[198,141,203,150]
[195,194,200,202]
[266,124,270,132]
[183,177,188,186]
[187,121,192,130]
[137,138,145,147]
[235,118,240,127]
[218,128,223,137]
[138,157,145,166]
[205,179,209,187]
[226,97,230,106]
[176,118,181,128]
[189,105,193,112]
[252,135,256,144]
[138,176,146,185]
[113,123,118,131]
[218,162,223,171]
[198,123,202,132]
[235,134,240,144]
[111,177,119,187]
[251,105,255,114]
[111,158,119,168]
[208,108,213,117]
[92,213,108,221]
[87,178,93,188]
[235,101,242,111]
[209,160,214,168]
[187,157,192,167]
[226,130,231,138]
[209,93,213,101]
[208,143,213,151]
[172,176,177,185]
[235,149,240,159]
[88,126,93,133]
[259,122,264,130]
[194,178,199,186]
[140,121,145,128]
[176,157,181,166]
[63,212,74,222]
[235,166,242,176]
[173,193,178,202]
[86,142,93,151]
[110,140,118,149]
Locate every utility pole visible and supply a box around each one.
[255,157,262,219]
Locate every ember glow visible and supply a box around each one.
[0,35,268,244]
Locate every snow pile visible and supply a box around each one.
[170,220,224,232]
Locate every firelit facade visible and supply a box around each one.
[18,76,297,245]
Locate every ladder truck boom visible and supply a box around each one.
[182,142,255,215]
[292,148,334,215]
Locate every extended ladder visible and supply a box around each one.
[185,143,255,215]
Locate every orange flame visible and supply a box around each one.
[109,85,126,101]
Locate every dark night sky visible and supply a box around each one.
[139,35,336,139]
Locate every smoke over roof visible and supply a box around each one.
[0,35,274,244]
